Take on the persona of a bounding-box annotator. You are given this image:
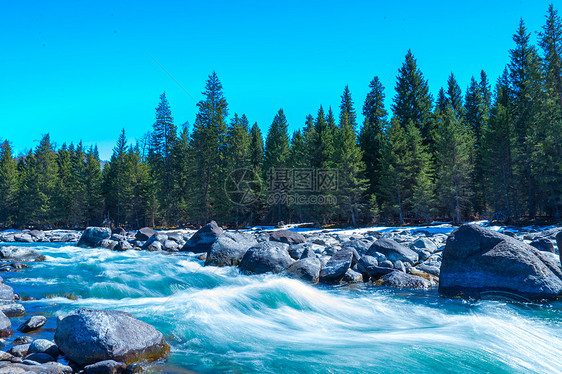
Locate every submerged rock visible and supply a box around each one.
[83,360,127,374]
[205,232,258,267]
[181,221,223,253]
[28,339,59,359]
[239,241,293,274]
[439,224,562,301]
[0,361,72,373]
[78,227,112,248]
[54,308,170,366]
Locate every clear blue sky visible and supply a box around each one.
[0,0,556,159]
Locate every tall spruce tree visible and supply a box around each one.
[190,72,229,224]
[264,109,290,223]
[359,76,388,203]
[392,50,434,146]
[84,146,103,226]
[149,92,177,224]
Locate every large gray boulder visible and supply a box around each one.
[319,247,358,284]
[181,221,224,253]
[0,247,45,262]
[205,232,258,267]
[28,339,59,359]
[367,238,419,264]
[78,227,112,248]
[54,308,170,366]
[268,230,305,245]
[356,255,394,281]
[0,283,15,301]
[239,241,294,274]
[83,360,127,374]
[439,224,562,301]
[0,361,72,374]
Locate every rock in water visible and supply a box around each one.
[239,241,294,274]
[0,283,15,301]
[205,232,258,267]
[319,248,356,284]
[135,227,156,241]
[83,360,127,374]
[54,308,170,366]
[530,238,555,253]
[379,271,431,289]
[439,224,562,301]
[181,221,223,253]
[78,227,112,248]
[367,239,419,264]
[286,257,321,282]
[28,339,59,359]
[18,315,47,333]
[0,310,11,337]
[268,230,306,245]
[0,247,45,262]
[556,231,562,262]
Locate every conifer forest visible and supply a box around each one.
[1,6,561,229]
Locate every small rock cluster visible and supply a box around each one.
[0,230,81,244]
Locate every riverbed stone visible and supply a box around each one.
[268,230,305,245]
[530,238,555,253]
[439,224,562,301]
[181,221,223,253]
[379,271,432,289]
[18,316,47,333]
[0,311,11,337]
[239,241,293,274]
[78,227,112,248]
[0,247,45,262]
[205,232,258,267]
[286,257,321,282]
[0,284,15,301]
[28,339,58,359]
[0,303,25,317]
[83,360,127,374]
[134,227,156,241]
[24,352,55,364]
[367,239,419,264]
[319,247,356,284]
[8,344,29,357]
[0,361,72,374]
[54,308,170,366]
[113,240,133,252]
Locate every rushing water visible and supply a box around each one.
[2,242,562,374]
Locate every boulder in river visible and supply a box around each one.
[319,247,358,284]
[205,232,258,267]
[78,227,112,248]
[530,238,555,253]
[0,247,45,262]
[83,360,127,374]
[379,271,432,289]
[268,230,305,245]
[135,227,156,241]
[0,283,15,301]
[0,361,73,373]
[54,308,170,366]
[439,224,562,301]
[181,221,223,253]
[286,257,321,282]
[367,239,419,264]
[239,241,294,274]
[18,315,47,333]
[28,339,59,359]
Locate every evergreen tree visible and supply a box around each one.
[359,76,388,201]
[149,92,177,224]
[446,73,464,117]
[264,109,290,223]
[172,123,192,224]
[0,141,19,227]
[83,146,103,226]
[336,87,366,226]
[392,50,434,146]
[248,122,265,224]
[190,72,229,224]
[103,129,130,227]
[508,19,543,218]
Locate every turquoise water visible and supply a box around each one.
[2,243,562,374]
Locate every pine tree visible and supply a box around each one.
[0,141,19,227]
[149,92,177,224]
[336,86,366,226]
[264,109,290,223]
[434,106,473,223]
[172,123,192,224]
[248,122,265,224]
[84,146,103,226]
[392,50,434,146]
[190,72,228,224]
[359,76,388,201]
[103,129,130,227]
[508,19,543,218]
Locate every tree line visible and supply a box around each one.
[1,6,561,228]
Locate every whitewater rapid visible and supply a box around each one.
[3,243,562,373]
